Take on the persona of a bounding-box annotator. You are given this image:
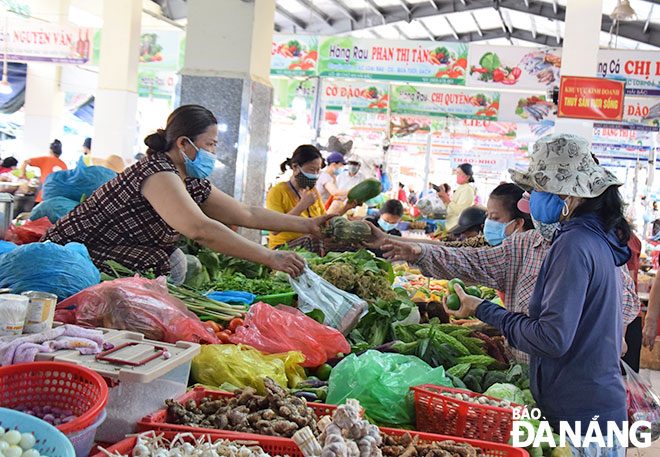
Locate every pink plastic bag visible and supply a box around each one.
[5,217,51,244]
[624,360,660,442]
[229,302,350,367]
[56,276,219,345]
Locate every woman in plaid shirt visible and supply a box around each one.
[43,105,329,282]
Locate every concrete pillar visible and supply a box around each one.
[23,64,65,158]
[92,0,141,161]
[178,0,275,242]
[554,0,603,142]
[22,0,67,158]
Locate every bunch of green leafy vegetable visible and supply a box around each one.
[349,288,417,350]
[307,249,394,282]
[208,273,292,296]
[181,238,271,280]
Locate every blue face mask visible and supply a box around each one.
[334,167,343,176]
[181,137,215,178]
[529,191,566,224]
[483,218,515,246]
[301,170,319,180]
[378,218,398,232]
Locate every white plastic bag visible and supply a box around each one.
[417,193,446,219]
[289,267,368,336]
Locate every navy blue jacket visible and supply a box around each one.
[476,213,631,431]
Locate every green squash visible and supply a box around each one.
[347,178,382,204]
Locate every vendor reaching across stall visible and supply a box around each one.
[443,134,631,455]
[42,105,326,281]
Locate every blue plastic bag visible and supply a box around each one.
[0,241,100,300]
[0,240,16,256]
[206,290,255,305]
[42,161,116,202]
[29,196,79,223]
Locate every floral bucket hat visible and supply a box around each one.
[509,133,622,198]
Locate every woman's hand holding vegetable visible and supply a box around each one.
[265,250,306,278]
[444,283,484,319]
[306,214,334,239]
[359,221,388,250]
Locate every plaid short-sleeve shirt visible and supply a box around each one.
[42,153,211,276]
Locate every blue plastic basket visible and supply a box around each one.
[0,407,75,457]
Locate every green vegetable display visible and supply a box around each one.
[208,274,292,296]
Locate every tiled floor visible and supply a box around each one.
[629,369,660,457]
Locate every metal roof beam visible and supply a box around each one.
[397,0,411,15]
[530,15,537,38]
[644,4,654,33]
[275,5,307,30]
[329,0,359,22]
[445,16,460,40]
[393,24,411,40]
[364,0,386,24]
[418,18,436,40]
[278,0,658,49]
[470,12,483,36]
[292,0,333,27]
[433,27,561,47]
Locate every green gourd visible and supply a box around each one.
[323,217,372,243]
[347,178,382,204]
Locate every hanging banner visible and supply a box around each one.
[318,36,468,85]
[271,34,318,76]
[498,91,556,123]
[467,45,562,91]
[597,49,660,97]
[137,70,176,99]
[557,76,625,121]
[271,77,317,109]
[0,18,93,64]
[390,85,500,120]
[622,97,660,124]
[321,80,388,113]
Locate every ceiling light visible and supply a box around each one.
[610,0,637,21]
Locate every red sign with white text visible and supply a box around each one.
[557,76,625,121]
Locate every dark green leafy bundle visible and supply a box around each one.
[180,238,271,280]
[349,289,416,350]
[208,273,292,296]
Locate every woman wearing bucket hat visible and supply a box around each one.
[446,134,631,455]
[438,163,477,231]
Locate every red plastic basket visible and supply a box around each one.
[380,428,529,457]
[90,431,303,457]
[0,361,109,434]
[411,384,523,444]
[91,428,528,457]
[138,386,339,436]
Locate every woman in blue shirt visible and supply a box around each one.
[447,134,631,457]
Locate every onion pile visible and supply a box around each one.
[12,406,77,427]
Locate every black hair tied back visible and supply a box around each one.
[144,128,168,157]
[280,157,293,174]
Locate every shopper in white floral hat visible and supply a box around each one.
[448,133,631,457]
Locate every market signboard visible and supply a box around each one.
[271,34,318,77]
[0,17,93,64]
[137,31,184,99]
[557,76,625,121]
[498,91,556,123]
[622,97,660,124]
[467,45,562,91]
[597,49,660,97]
[390,85,500,120]
[272,77,317,109]
[321,80,389,113]
[317,36,468,85]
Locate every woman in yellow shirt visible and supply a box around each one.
[437,163,477,231]
[267,144,354,253]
